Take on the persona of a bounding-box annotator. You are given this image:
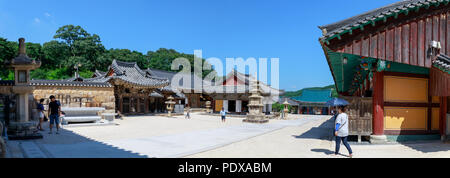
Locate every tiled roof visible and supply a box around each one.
[0,79,112,87]
[319,0,449,42]
[291,89,332,103]
[30,80,112,87]
[279,98,299,106]
[216,70,284,95]
[0,80,14,86]
[433,54,450,74]
[149,90,164,98]
[146,68,210,91]
[87,60,170,88]
[93,70,106,77]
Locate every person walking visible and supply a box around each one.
[48,95,61,135]
[334,105,353,158]
[36,99,45,131]
[220,107,227,123]
[185,105,191,119]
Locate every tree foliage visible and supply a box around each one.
[0,25,215,80]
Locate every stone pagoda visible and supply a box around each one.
[243,80,269,124]
[5,38,42,139]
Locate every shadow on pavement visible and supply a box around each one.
[12,122,147,158]
[310,149,334,155]
[397,141,450,154]
[292,117,334,141]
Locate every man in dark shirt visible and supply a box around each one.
[48,95,61,134]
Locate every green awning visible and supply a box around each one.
[325,48,430,94]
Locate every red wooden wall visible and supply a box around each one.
[430,66,450,96]
[335,10,449,68]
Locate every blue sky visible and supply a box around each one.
[0,0,399,91]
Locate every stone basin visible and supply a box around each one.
[61,107,105,124]
[62,107,105,116]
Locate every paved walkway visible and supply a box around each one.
[6,113,449,158]
[187,117,450,158]
[103,117,324,158]
[5,114,325,158]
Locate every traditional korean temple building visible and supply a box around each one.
[208,70,284,114]
[85,60,171,115]
[292,89,332,115]
[145,68,210,109]
[319,0,449,142]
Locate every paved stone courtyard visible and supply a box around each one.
[5,113,450,158]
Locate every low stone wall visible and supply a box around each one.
[33,86,115,112]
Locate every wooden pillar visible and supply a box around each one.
[129,97,132,113]
[136,96,140,113]
[119,96,123,113]
[373,72,384,135]
[145,96,149,114]
[440,97,447,136]
[212,99,215,113]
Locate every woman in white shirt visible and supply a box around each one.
[334,106,353,158]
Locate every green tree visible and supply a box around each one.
[0,38,17,79]
[146,48,215,78]
[42,40,70,68]
[98,48,147,70]
[1,24,217,80]
[25,42,43,60]
[53,25,105,73]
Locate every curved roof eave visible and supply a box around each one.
[319,0,449,43]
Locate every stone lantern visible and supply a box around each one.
[243,80,268,124]
[282,99,290,119]
[205,101,211,113]
[5,38,42,139]
[165,96,175,117]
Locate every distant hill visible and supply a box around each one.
[283,85,338,98]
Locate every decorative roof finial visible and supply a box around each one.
[18,38,26,55]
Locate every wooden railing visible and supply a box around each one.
[341,97,373,142]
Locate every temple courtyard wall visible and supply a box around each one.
[32,86,115,113]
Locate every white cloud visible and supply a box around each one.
[34,17,41,23]
[44,12,51,17]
